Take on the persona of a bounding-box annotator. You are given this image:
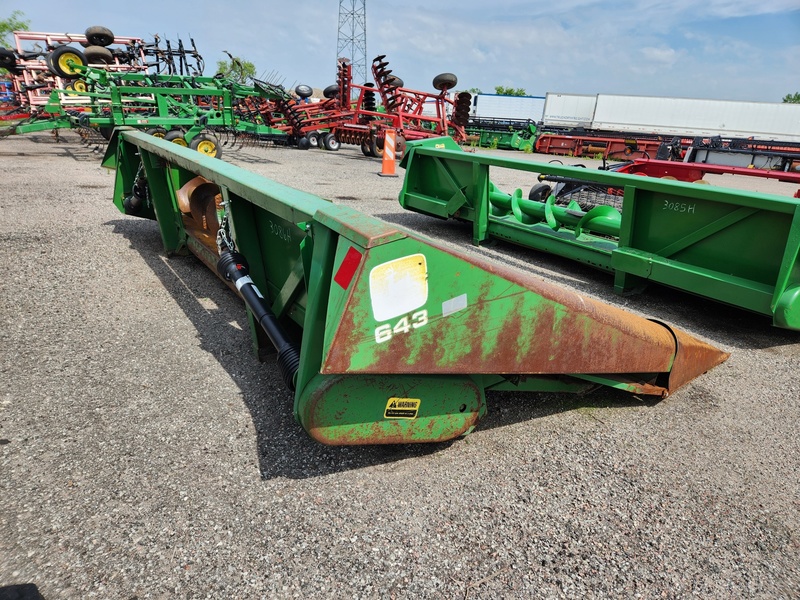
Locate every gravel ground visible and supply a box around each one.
[1,131,798,599]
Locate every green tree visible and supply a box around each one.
[1,10,29,47]
[494,86,526,96]
[216,53,256,84]
[466,87,482,95]
[783,92,800,103]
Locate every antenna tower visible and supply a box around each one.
[337,0,367,86]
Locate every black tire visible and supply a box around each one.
[190,132,222,159]
[297,136,311,150]
[85,26,115,47]
[145,127,167,138]
[0,48,17,71]
[322,132,340,151]
[48,46,87,78]
[295,84,313,99]
[84,45,114,64]
[164,129,188,146]
[361,140,373,157]
[432,72,458,91]
[306,131,320,148]
[370,138,383,158]
[98,126,114,140]
[323,84,339,99]
[528,183,552,201]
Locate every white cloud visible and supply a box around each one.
[640,46,682,67]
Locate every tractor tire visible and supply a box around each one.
[145,127,167,138]
[72,79,88,93]
[48,46,87,79]
[323,84,339,99]
[98,126,114,141]
[295,84,313,99]
[322,132,340,151]
[306,131,321,148]
[361,140,373,157]
[84,45,114,64]
[370,138,383,158]
[85,26,115,47]
[190,132,222,159]
[297,136,311,150]
[432,72,458,91]
[164,129,188,146]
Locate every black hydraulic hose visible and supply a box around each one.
[216,247,301,391]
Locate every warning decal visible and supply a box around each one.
[384,397,421,420]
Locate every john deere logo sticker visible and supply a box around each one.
[384,397,421,419]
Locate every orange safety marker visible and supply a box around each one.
[378,129,398,177]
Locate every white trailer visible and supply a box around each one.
[589,94,800,143]
[541,93,597,128]
[470,94,545,121]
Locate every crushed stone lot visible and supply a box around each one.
[1,131,799,599]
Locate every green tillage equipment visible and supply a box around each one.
[103,128,727,445]
[399,137,800,331]
[466,121,536,152]
[10,69,285,145]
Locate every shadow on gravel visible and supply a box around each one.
[0,583,46,600]
[0,132,106,161]
[220,146,281,165]
[108,218,453,480]
[108,217,652,480]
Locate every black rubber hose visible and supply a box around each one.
[217,248,301,391]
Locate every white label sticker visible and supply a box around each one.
[369,254,428,322]
[442,293,468,317]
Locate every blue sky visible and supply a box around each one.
[3,0,799,102]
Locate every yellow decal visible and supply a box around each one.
[384,397,421,420]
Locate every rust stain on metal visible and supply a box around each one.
[320,235,728,396]
[301,375,482,445]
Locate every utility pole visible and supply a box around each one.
[337,0,367,87]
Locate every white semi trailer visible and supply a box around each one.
[470,94,545,122]
[541,93,800,143]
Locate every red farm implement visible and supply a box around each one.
[268,55,472,158]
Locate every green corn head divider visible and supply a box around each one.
[399,137,800,331]
[105,129,727,445]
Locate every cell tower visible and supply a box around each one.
[337,0,367,86]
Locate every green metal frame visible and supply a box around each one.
[465,123,537,152]
[399,137,800,331]
[12,68,286,141]
[103,129,727,445]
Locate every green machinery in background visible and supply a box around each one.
[8,67,288,156]
[398,137,800,330]
[104,129,727,445]
[464,120,537,152]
